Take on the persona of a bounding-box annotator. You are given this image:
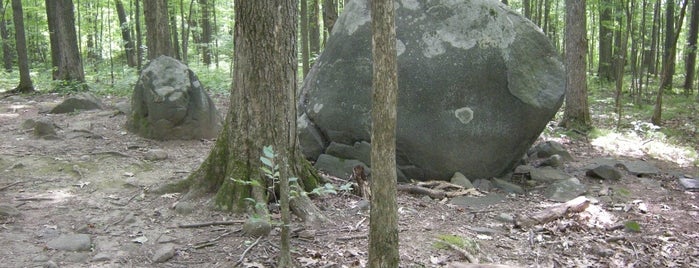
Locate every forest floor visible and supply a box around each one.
[0,92,697,268]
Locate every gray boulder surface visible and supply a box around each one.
[49,92,103,114]
[299,0,565,180]
[127,56,221,140]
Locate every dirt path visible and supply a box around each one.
[0,94,697,267]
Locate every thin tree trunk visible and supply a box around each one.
[561,0,591,130]
[614,0,631,129]
[170,6,181,60]
[684,0,699,94]
[309,0,320,57]
[598,0,614,81]
[322,0,337,40]
[115,0,137,67]
[199,0,212,65]
[135,0,142,70]
[653,0,688,124]
[10,0,33,93]
[661,0,675,90]
[1,0,12,72]
[300,0,310,76]
[369,0,399,265]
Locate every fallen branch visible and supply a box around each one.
[397,184,446,199]
[337,234,367,241]
[443,241,478,264]
[448,262,518,268]
[235,236,262,267]
[15,197,53,201]
[178,220,244,228]
[515,196,590,228]
[0,181,21,191]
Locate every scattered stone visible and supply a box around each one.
[314,154,369,179]
[0,204,20,217]
[144,149,169,161]
[299,0,565,180]
[619,160,660,176]
[114,100,131,114]
[586,165,623,181]
[49,92,103,114]
[450,172,474,189]
[679,177,699,191]
[33,119,59,139]
[43,260,59,268]
[157,235,178,244]
[46,234,92,251]
[356,199,371,212]
[529,166,571,182]
[152,244,176,263]
[20,118,36,130]
[544,177,586,202]
[491,178,524,194]
[496,213,515,223]
[466,226,501,235]
[32,255,50,262]
[174,202,195,215]
[530,141,573,161]
[242,217,272,237]
[540,154,564,168]
[325,141,372,166]
[127,55,222,140]
[91,252,112,262]
[297,113,325,161]
[472,179,493,192]
[64,252,91,263]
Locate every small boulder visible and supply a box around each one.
[242,217,272,237]
[450,172,474,189]
[586,165,623,181]
[32,119,59,140]
[540,154,564,168]
[46,234,92,251]
[544,177,586,202]
[491,178,524,194]
[152,244,176,263]
[49,92,103,114]
[530,166,571,182]
[619,160,660,176]
[530,141,573,161]
[0,204,20,217]
[127,56,222,140]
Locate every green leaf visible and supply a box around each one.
[263,145,275,158]
[260,156,274,168]
[244,198,257,204]
[260,166,273,176]
[624,221,641,233]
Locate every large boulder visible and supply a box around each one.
[127,56,222,140]
[299,0,565,180]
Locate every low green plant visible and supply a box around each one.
[433,234,479,253]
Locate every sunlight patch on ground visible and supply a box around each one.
[591,131,698,167]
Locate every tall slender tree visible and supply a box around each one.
[143,0,174,60]
[661,0,676,90]
[369,0,399,265]
[45,0,85,84]
[598,0,613,81]
[10,0,33,93]
[323,0,337,39]
[300,0,310,76]
[684,0,699,94]
[309,0,320,56]
[561,0,590,130]
[653,0,688,124]
[115,0,137,67]
[1,0,12,72]
[199,0,212,65]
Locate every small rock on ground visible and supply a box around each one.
[46,234,92,251]
[152,244,176,263]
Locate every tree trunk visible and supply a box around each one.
[661,0,675,90]
[322,0,337,39]
[1,0,12,73]
[135,0,142,70]
[684,0,699,94]
[169,6,181,60]
[653,0,688,124]
[614,0,631,129]
[171,0,327,227]
[45,0,86,84]
[523,0,531,19]
[598,0,614,81]
[369,0,399,266]
[646,0,661,75]
[11,0,33,93]
[309,0,320,56]
[300,0,310,77]
[561,0,590,130]
[143,0,173,60]
[115,0,137,67]
[199,0,212,65]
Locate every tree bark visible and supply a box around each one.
[45,0,85,84]
[1,0,12,73]
[661,0,675,90]
[199,0,212,65]
[561,0,590,130]
[11,0,33,93]
[684,0,699,94]
[115,0,136,67]
[171,0,327,228]
[169,6,181,60]
[143,0,173,60]
[598,0,613,81]
[300,0,310,77]
[135,0,142,70]
[322,0,337,39]
[309,0,320,56]
[646,0,661,75]
[369,0,399,266]
[653,0,688,124]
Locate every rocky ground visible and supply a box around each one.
[0,93,697,268]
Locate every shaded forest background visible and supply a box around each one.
[0,0,698,154]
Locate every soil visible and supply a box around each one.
[0,93,697,268]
